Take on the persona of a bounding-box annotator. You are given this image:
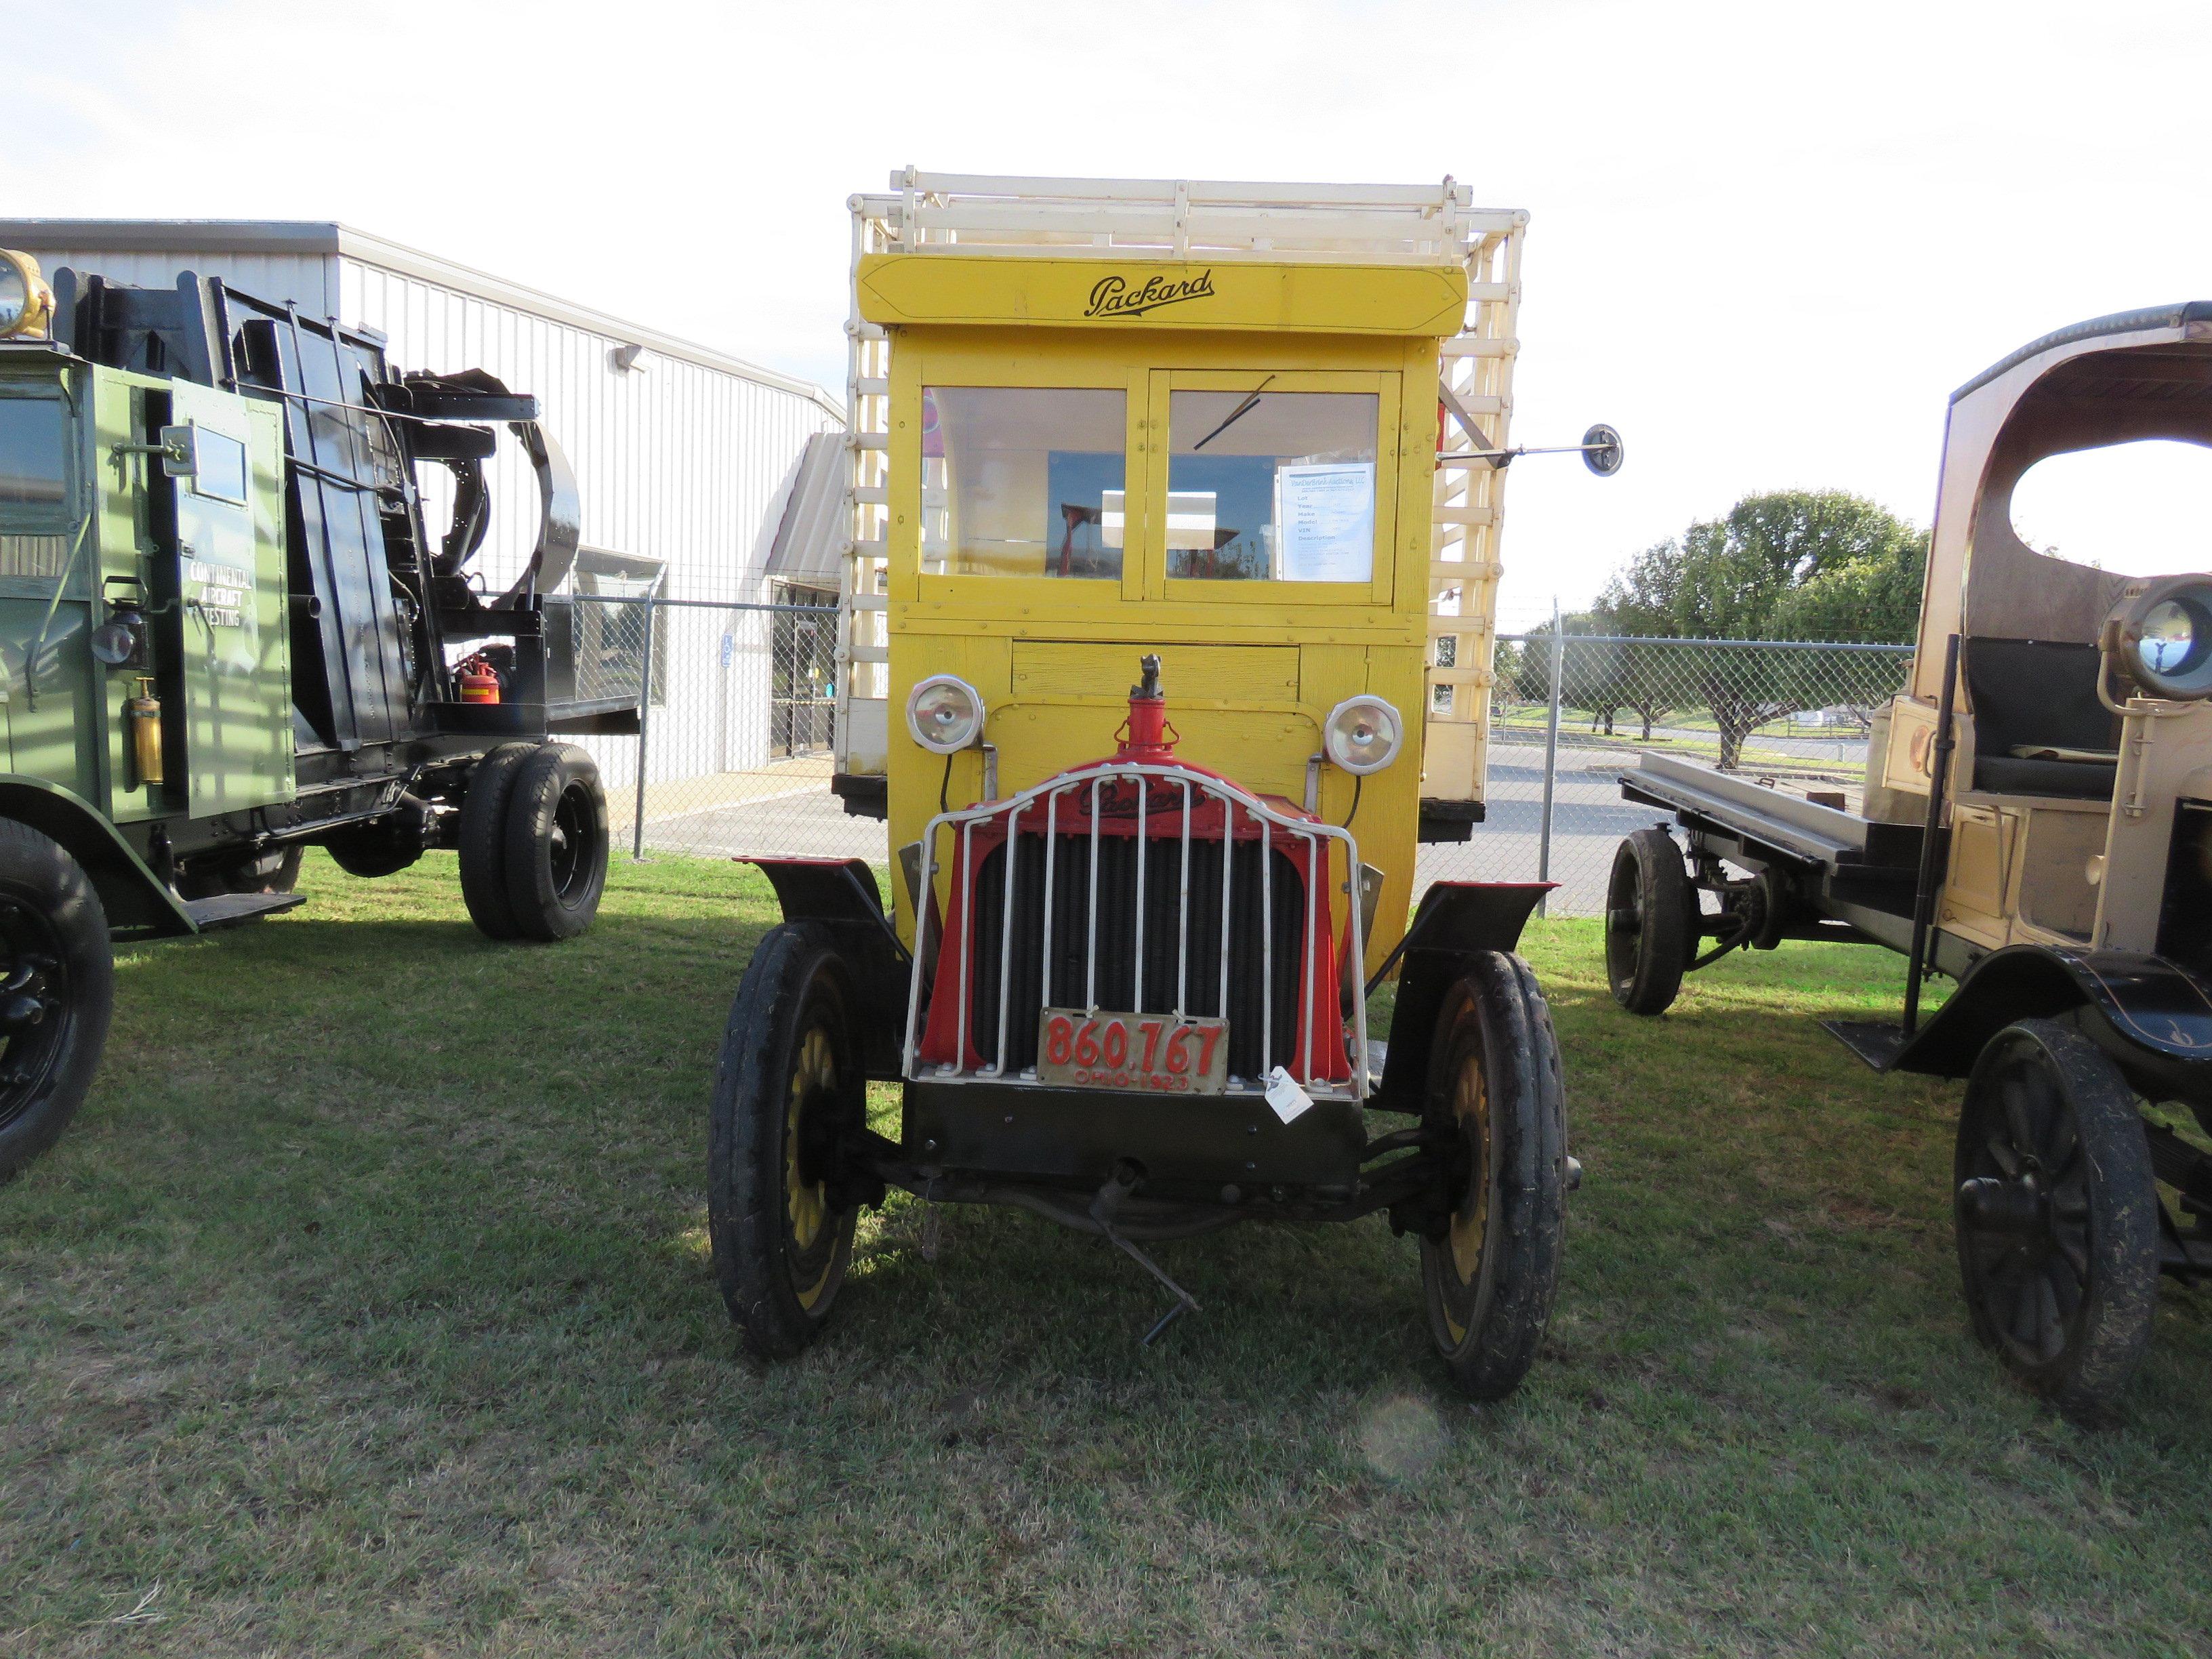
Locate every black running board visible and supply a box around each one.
[1822,1019,1909,1072]
[182,891,308,930]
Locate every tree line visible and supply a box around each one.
[1502,488,1928,769]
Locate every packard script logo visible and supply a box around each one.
[1084,269,1217,320]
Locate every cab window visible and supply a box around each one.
[0,396,66,510]
[1166,389,1378,581]
[924,386,1126,579]
[189,426,250,505]
[0,394,70,581]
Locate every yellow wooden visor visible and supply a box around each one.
[856,254,1468,337]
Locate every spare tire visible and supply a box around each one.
[501,743,609,942]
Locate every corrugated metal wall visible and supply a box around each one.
[340,258,836,605]
[26,247,337,318]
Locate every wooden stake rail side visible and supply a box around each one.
[833,170,1527,812]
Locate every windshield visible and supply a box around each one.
[924,386,1127,579]
[1166,390,1378,581]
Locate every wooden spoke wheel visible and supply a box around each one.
[709,922,865,1357]
[1954,1019,2159,1421]
[1604,827,1694,1016]
[1420,951,1568,1399]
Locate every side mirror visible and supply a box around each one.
[1582,423,1624,478]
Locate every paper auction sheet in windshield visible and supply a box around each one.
[1274,462,1375,582]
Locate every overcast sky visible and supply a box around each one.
[16,0,2212,628]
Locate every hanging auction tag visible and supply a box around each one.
[1264,1065,1313,1124]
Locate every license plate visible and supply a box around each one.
[1036,1008,1229,1094]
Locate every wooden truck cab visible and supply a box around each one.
[710,174,1584,1395]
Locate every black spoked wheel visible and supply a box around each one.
[1420,951,1568,1399]
[0,822,115,1181]
[710,922,867,1358]
[1605,827,1694,1015]
[501,743,609,943]
[1955,1019,2159,1422]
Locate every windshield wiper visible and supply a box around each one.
[1189,374,1276,451]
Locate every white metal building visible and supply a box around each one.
[0,219,844,796]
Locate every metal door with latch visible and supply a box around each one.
[167,381,292,819]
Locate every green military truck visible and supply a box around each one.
[0,249,638,1177]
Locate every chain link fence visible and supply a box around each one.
[569,600,1912,921]
[565,596,875,865]
[1418,634,1914,915]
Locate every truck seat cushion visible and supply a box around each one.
[1964,638,2119,798]
[1973,755,2118,800]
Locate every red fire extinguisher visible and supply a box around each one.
[457,655,501,705]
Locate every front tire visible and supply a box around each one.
[1955,1019,2158,1422]
[0,822,115,1181]
[1605,827,1694,1015]
[1419,951,1568,1398]
[709,922,866,1358]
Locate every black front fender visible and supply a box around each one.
[1368,881,1553,1112]
[739,857,909,1082]
[1895,943,2212,1100]
[0,777,195,940]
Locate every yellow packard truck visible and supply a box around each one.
[708,173,1617,1390]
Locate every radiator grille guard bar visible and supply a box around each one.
[902,763,1368,1100]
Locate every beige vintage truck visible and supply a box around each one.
[1607,301,2212,1419]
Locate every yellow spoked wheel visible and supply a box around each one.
[710,922,864,1357]
[1429,1050,1493,1350]
[1418,951,1568,1399]
[783,1025,841,1312]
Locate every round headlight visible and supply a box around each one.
[0,264,24,331]
[905,673,986,754]
[2112,577,2212,700]
[1324,695,1404,775]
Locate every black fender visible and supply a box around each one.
[0,777,195,939]
[739,857,909,1082]
[1368,881,1553,1112]
[1893,943,2212,1101]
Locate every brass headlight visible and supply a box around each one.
[0,250,56,341]
[2107,575,2212,700]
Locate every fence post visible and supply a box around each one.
[630,592,657,862]
[1537,600,1563,915]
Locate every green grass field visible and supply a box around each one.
[5,853,2210,1656]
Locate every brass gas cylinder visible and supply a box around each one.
[125,677,164,786]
